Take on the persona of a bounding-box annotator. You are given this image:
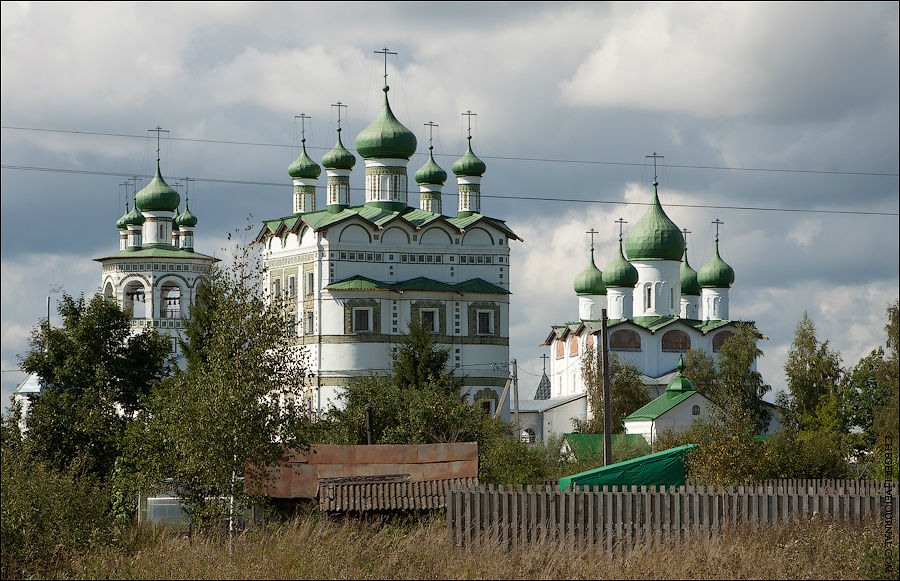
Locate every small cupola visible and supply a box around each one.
[697,237,735,288]
[574,249,606,296]
[665,356,695,392]
[602,235,639,288]
[680,247,702,295]
[415,149,448,186]
[288,139,322,180]
[453,110,486,217]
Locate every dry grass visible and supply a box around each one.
[61,514,896,580]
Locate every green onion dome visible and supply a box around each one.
[116,205,130,230]
[136,163,181,212]
[665,356,695,392]
[175,204,198,228]
[697,238,735,288]
[288,140,322,179]
[355,86,417,159]
[415,148,447,185]
[602,236,639,288]
[452,137,486,177]
[172,215,180,232]
[123,204,145,226]
[574,249,606,295]
[624,182,685,260]
[680,248,701,295]
[322,129,356,170]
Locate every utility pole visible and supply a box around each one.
[512,359,519,431]
[600,308,612,466]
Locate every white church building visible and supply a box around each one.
[518,178,760,442]
[255,83,521,417]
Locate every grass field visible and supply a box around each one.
[51,513,897,580]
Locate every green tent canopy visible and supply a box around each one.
[558,444,697,491]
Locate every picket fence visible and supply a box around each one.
[447,480,899,553]
[319,477,478,512]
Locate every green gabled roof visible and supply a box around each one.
[552,317,739,337]
[324,275,509,295]
[623,389,698,421]
[260,205,521,241]
[94,245,218,262]
[631,315,681,332]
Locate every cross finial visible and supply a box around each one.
[331,102,348,132]
[646,151,664,183]
[681,227,691,245]
[540,353,549,374]
[424,121,439,150]
[148,126,169,163]
[461,110,477,140]
[294,113,311,143]
[586,227,599,251]
[184,177,194,206]
[129,176,141,198]
[374,47,397,87]
[711,218,724,240]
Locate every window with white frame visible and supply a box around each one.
[272,278,281,298]
[304,311,314,335]
[305,271,314,296]
[288,275,297,298]
[421,308,438,333]
[352,308,372,333]
[477,310,493,335]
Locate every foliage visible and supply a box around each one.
[478,436,549,485]
[1,439,116,580]
[761,424,849,479]
[573,349,650,434]
[683,348,718,398]
[140,240,311,536]
[19,293,172,481]
[714,322,771,433]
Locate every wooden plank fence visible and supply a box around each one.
[319,477,477,512]
[447,480,899,553]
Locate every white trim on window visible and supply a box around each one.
[352,307,373,333]
[476,310,494,335]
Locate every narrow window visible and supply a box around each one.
[272,278,281,298]
[353,308,371,332]
[288,275,297,298]
[646,285,652,310]
[306,271,314,296]
[692,405,701,416]
[477,311,493,335]
[421,309,437,333]
[305,311,314,335]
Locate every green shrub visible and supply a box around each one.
[478,436,548,485]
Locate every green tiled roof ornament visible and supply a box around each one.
[574,244,606,295]
[288,139,322,179]
[603,234,639,288]
[697,235,735,288]
[123,202,145,226]
[624,180,685,261]
[116,204,130,229]
[665,355,695,392]
[322,128,356,170]
[136,162,181,212]
[175,202,198,228]
[452,137,486,177]
[680,246,701,295]
[355,86,418,159]
[415,147,447,185]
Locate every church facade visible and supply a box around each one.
[255,84,520,417]
[520,179,749,441]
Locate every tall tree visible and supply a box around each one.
[715,322,772,433]
[19,294,171,479]
[683,348,719,401]
[782,312,844,428]
[574,349,650,434]
[142,242,310,543]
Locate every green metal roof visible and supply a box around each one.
[321,130,356,170]
[574,249,606,295]
[257,205,520,243]
[324,275,509,295]
[624,389,698,421]
[680,248,701,295]
[602,237,639,288]
[288,140,322,179]
[175,204,197,227]
[414,148,448,185]
[451,138,486,177]
[136,163,181,212]
[697,238,735,288]
[123,204,145,226]
[116,206,130,229]
[665,356,694,392]
[624,182,684,261]
[355,86,417,160]
[94,245,218,262]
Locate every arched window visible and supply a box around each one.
[586,334,596,350]
[610,329,641,350]
[692,405,701,416]
[161,283,182,319]
[645,285,652,310]
[662,329,691,352]
[103,282,115,303]
[570,335,579,355]
[474,388,499,416]
[123,281,146,318]
[520,428,536,444]
[556,338,565,358]
[712,331,734,352]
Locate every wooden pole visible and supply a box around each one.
[512,359,520,430]
[601,308,612,466]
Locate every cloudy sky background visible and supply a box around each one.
[2,1,898,407]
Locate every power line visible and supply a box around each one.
[2,164,897,217]
[3,125,898,178]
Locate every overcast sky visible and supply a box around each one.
[2,1,898,408]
